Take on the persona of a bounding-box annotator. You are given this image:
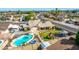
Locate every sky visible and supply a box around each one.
[0,8,78,11]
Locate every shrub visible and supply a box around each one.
[24,15,31,21]
[39,32,54,41]
[75,31,79,45]
[39,29,61,41]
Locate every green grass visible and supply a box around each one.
[47,29,61,34]
[39,29,61,41]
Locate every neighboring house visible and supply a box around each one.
[8,24,19,29]
[49,14,56,19]
[0,22,20,33]
[70,12,79,16]
[19,14,29,21]
[63,18,70,22]
[19,15,24,21]
[10,15,14,21]
[13,15,20,21]
[20,24,29,28]
[28,20,55,29]
[58,14,68,21]
[0,23,10,31]
[28,20,40,28]
[38,21,55,29]
[8,24,20,32]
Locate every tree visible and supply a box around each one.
[17,10,24,14]
[43,13,49,18]
[27,11,34,16]
[50,8,61,17]
[75,31,79,45]
[72,10,77,13]
[24,15,31,21]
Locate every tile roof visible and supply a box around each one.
[0,22,10,31]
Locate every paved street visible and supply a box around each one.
[51,21,79,33]
[37,13,79,33]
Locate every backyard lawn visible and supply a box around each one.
[39,29,61,41]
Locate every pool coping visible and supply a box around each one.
[10,33,34,47]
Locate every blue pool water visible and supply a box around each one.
[0,41,2,44]
[13,34,33,46]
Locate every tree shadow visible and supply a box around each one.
[64,45,79,50]
[60,37,75,45]
[37,45,42,50]
[61,37,79,50]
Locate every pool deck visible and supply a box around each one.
[8,43,40,50]
[7,35,75,50]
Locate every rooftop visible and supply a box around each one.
[0,22,10,31]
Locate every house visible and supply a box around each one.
[63,18,70,22]
[0,23,20,33]
[0,22,10,31]
[19,14,28,21]
[28,20,40,28]
[20,24,29,28]
[28,20,55,29]
[19,15,24,21]
[7,24,20,33]
[13,15,20,21]
[10,15,14,21]
[38,21,55,29]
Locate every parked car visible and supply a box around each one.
[74,21,79,25]
[65,20,74,24]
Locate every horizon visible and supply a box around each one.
[0,8,78,11]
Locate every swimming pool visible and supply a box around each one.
[0,40,4,46]
[11,33,34,47]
